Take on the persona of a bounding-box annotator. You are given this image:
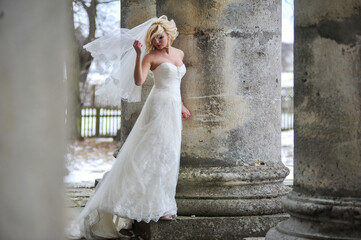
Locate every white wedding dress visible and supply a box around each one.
[67,62,186,239]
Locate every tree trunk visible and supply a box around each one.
[66,2,82,140]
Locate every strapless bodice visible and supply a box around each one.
[152,62,186,91]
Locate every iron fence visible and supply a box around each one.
[81,107,121,138]
[80,87,294,138]
[281,87,294,130]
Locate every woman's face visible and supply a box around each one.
[152,31,169,50]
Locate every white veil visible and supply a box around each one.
[84,17,157,105]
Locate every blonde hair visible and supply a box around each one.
[145,15,179,53]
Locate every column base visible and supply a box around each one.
[133,214,289,240]
[266,219,361,240]
[176,164,290,216]
[266,191,361,240]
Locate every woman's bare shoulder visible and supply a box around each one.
[144,51,157,59]
[143,51,158,63]
[172,47,184,59]
[173,47,184,55]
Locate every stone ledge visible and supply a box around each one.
[133,214,289,240]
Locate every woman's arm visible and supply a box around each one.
[178,49,190,120]
[133,40,151,86]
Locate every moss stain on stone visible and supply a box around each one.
[316,12,361,45]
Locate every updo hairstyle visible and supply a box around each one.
[145,15,179,53]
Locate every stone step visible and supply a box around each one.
[243,238,266,240]
[133,214,288,240]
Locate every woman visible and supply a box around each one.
[67,16,190,239]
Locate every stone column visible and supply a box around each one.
[119,0,156,144]
[266,1,361,239]
[134,1,289,239]
[0,0,68,239]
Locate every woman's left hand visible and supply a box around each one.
[182,105,191,120]
[133,40,142,55]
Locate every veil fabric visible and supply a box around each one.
[66,16,184,239]
[84,17,157,105]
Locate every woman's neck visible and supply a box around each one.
[156,46,171,55]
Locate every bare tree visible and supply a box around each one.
[66,0,119,140]
[65,1,82,141]
[75,0,96,85]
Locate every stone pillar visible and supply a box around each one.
[266,1,361,239]
[119,0,156,144]
[134,1,289,239]
[0,0,68,239]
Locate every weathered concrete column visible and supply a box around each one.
[0,0,68,239]
[134,1,289,239]
[119,0,156,144]
[266,1,361,239]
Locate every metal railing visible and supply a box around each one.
[81,107,121,138]
[80,87,294,138]
[281,87,294,130]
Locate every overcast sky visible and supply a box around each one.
[282,0,294,43]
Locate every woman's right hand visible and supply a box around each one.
[181,105,191,120]
[133,40,142,55]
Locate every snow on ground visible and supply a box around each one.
[281,130,294,184]
[64,138,118,184]
[65,132,295,185]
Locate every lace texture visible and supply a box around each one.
[66,63,186,239]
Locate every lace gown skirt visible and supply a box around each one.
[67,63,186,239]
[97,85,183,222]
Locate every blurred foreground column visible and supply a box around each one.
[0,1,68,239]
[266,1,361,239]
[134,1,290,239]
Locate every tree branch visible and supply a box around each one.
[83,0,97,44]
[98,0,119,4]
[76,0,89,10]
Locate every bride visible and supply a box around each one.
[67,16,190,239]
